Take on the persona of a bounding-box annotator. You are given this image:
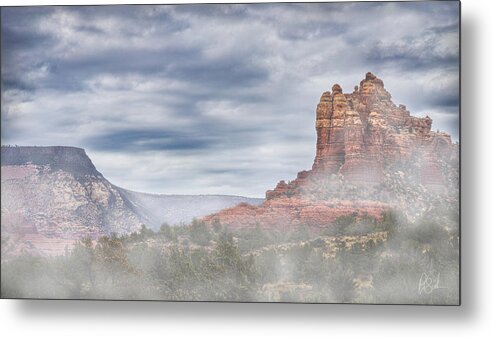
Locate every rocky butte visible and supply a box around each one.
[202,73,459,231]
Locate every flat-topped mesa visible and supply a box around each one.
[1,146,101,179]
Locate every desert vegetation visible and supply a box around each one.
[1,209,459,304]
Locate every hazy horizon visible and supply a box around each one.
[1,2,460,198]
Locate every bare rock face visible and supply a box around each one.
[1,146,145,255]
[203,73,459,230]
[266,72,458,199]
[2,146,99,178]
[202,199,389,233]
[312,72,451,186]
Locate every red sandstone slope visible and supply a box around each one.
[202,73,459,230]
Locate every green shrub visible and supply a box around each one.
[188,219,212,246]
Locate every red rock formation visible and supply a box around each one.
[202,198,388,233]
[267,72,456,198]
[203,73,458,230]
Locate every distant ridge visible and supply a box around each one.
[118,188,263,228]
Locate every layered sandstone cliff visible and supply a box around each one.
[1,147,145,255]
[313,72,454,186]
[203,73,459,230]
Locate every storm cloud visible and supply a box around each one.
[1,2,460,197]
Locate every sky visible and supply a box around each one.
[1,2,460,197]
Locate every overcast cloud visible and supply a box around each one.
[1,2,460,197]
